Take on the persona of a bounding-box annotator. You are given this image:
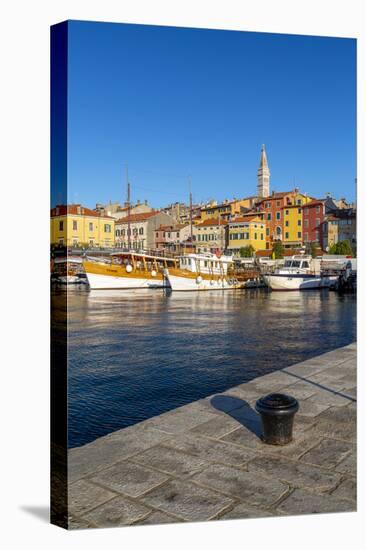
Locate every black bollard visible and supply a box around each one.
[255,393,299,445]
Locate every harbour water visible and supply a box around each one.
[54,288,356,448]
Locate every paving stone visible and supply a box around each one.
[218,503,278,520]
[312,407,356,442]
[304,391,352,408]
[131,445,210,477]
[247,456,341,493]
[277,488,355,515]
[164,432,256,466]
[294,397,330,418]
[90,460,170,497]
[335,451,357,475]
[331,477,356,502]
[279,381,318,400]
[141,479,234,521]
[190,414,241,439]
[68,515,92,530]
[192,464,289,506]
[81,496,152,527]
[300,438,352,469]
[133,510,183,525]
[284,362,329,377]
[145,406,218,434]
[68,480,116,515]
[220,425,264,451]
[68,426,169,482]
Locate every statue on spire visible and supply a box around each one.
[257,144,270,198]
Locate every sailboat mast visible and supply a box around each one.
[126,165,131,250]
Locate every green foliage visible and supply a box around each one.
[329,240,353,256]
[239,245,255,258]
[272,241,284,259]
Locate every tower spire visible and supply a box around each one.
[257,144,270,198]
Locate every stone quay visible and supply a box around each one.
[68,342,356,529]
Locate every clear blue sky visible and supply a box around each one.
[63,20,356,209]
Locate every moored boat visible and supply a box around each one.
[262,255,339,291]
[83,252,178,290]
[164,253,260,291]
[51,256,86,284]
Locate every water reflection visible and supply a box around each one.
[57,288,356,448]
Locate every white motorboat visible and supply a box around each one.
[263,255,338,291]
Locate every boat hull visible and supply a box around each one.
[165,272,245,291]
[85,272,168,290]
[264,274,337,291]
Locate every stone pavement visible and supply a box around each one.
[68,342,357,529]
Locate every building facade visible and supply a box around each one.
[115,211,174,250]
[193,218,227,253]
[95,200,153,220]
[50,204,115,247]
[154,224,191,251]
[200,197,258,222]
[227,216,267,254]
[302,200,325,244]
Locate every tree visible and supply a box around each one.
[239,245,255,258]
[329,240,353,256]
[272,241,284,259]
[310,241,318,258]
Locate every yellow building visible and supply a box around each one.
[200,197,258,221]
[50,204,115,247]
[227,216,266,254]
[282,194,312,247]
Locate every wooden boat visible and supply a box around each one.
[51,256,86,284]
[164,253,260,291]
[83,252,178,290]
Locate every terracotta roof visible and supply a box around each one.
[255,250,272,257]
[115,211,159,224]
[302,200,325,207]
[229,216,263,224]
[157,224,188,231]
[257,192,293,204]
[196,218,226,227]
[50,204,114,219]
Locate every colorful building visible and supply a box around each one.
[200,197,258,222]
[256,191,296,246]
[115,211,174,250]
[302,200,325,244]
[227,216,266,254]
[50,204,115,248]
[154,224,191,252]
[193,218,227,253]
[282,194,313,247]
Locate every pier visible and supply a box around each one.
[68,343,356,529]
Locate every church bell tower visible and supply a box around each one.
[257,144,270,198]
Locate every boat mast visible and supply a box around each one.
[189,176,193,247]
[126,165,131,250]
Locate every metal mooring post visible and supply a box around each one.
[255,393,299,445]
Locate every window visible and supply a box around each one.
[297,199,302,205]
[89,222,93,231]
[297,220,301,226]
[304,219,308,228]
[285,210,289,215]
[285,232,289,239]
[304,207,309,215]
[260,233,264,240]
[122,229,125,236]
[276,212,281,220]
[156,232,159,238]
[244,232,249,239]
[104,224,111,233]
[73,220,77,230]
[59,221,64,231]
[297,231,302,239]
[276,227,281,236]
[266,228,270,236]
[302,261,309,268]
[73,239,78,245]
[298,208,301,214]
[304,233,308,241]
[116,229,120,236]
[316,205,321,214]
[254,233,257,240]
[267,213,271,221]
[266,202,271,208]
[168,232,171,238]
[139,227,144,235]
[315,218,320,227]
[176,232,179,238]
[276,201,281,207]
[285,220,289,227]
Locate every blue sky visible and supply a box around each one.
[63,21,356,208]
